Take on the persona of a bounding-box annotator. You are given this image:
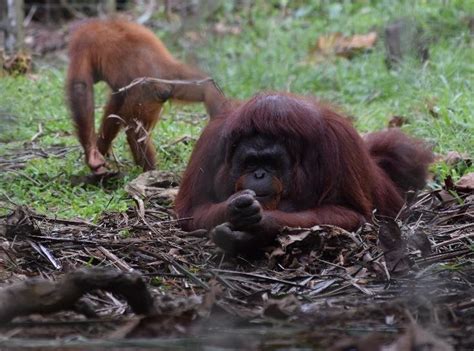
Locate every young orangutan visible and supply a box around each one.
[66,19,227,174]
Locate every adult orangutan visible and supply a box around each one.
[175,92,434,254]
[66,19,226,174]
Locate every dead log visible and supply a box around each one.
[0,267,155,323]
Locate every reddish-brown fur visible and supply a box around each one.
[235,176,283,210]
[66,19,227,174]
[175,92,433,242]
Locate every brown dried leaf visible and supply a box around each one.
[268,247,285,260]
[435,189,456,204]
[313,32,344,56]
[125,170,179,203]
[5,206,41,238]
[454,172,474,192]
[310,31,377,61]
[408,232,432,256]
[3,53,32,76]
[387,115,407,128]
[336,32,378,58]
[278,230,312,249]
[378,219,411,274]
[443,151,472,166]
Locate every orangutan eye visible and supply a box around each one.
[266,159,279,170]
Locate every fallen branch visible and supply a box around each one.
[0,267,155,323]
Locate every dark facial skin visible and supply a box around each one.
[211,136,292,254]
[229,135,291,206]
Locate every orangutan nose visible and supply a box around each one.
[254,170,266,179]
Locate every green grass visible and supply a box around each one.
[1,0,473,220]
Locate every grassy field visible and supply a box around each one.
[0,0,473,220]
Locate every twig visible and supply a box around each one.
[28,240,62,270]
[97,246,134,272]
[415,248,472,264]
[31,214,98,227]
[23,5,37,26]
[25,235,157,247]
[432,232,474,249]
[30,123,43,142]
[210,269,306,288]
[434,223,474,237]
[115,77,215,94]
